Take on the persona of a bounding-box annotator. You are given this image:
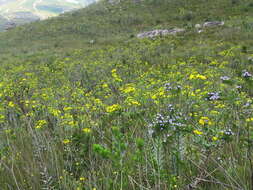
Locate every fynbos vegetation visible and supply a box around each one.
[0,0,252,189]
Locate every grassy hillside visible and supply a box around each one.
[0,0,252,189]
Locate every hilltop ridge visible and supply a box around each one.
[1,0,252,55]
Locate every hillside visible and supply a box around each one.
[0,0,252,189]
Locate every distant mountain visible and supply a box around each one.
[0,15,7,30]
[0,0,98,31]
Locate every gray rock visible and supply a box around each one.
[195,24,202,29]
[108,0,140,3]
[108,0,120,4]
[137,28,185,39]
[4,22,16,31]
[203,21,224,28]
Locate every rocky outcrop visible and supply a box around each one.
[108,0,141,3]
[195,21,224,29]
[137,28,185,39]
[203,21,224,27]
[195,21,224,33]
[248,56,253,64]
[4,22,16,31]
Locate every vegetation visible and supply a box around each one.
[0,0,252,189]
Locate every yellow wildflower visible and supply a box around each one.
[111,69,122,82]
[196,74,207,80]
[62,139,71,144]
[35,120,47,129]
[215,104,225,109]
[94,98,102,105]
[212,136,218,141]
[102,83,109,88]
[189,73,207,80]
[210,110,219,115]
[68,121,76,126]
[126,97,141,106]
[121,84,136,93]
[35,124,43,129]
[151,94,157,100]
[111,69,117,73]
[82,128,91,133]
[106,104,121,113]
[8,101,15,107]
[130,100,141,106]
[193,130,203,135]
[49,108,61,117]
[0,114,5,121]
[246,118,253,122]
[189,74,195,79]
[63,107,73,111]
[159,90,165,96]
[199,117,212,125]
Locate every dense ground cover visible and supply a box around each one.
[0,0,252,189]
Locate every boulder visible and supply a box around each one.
[137,28,185,39]
[4,22,16,31]
[195,21,224,33]
[195,24,202,29]
[248,56,253,64]
[203,21,224,28]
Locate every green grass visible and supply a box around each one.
[0,0,252,189]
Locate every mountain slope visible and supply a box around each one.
[0,0,252,189]
[1,0,252,55]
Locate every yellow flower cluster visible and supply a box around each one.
[121,84,136,93]
[62,139,71,144]
[246,118,253,122]
[199,116,212,125]
[82,128,91,133]
[189,74,207,80]
[8,101,15,107]
[49,107,61,117]
[125,97,141,106]
[106,104,121,113]
[35,120,47,129]
[193,129,203,135]
[111,69,122,82]
[63,107,73,111]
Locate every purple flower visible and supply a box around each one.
[242,70,252,78]
[220,76,230,81]
[206,92,220,101]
